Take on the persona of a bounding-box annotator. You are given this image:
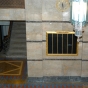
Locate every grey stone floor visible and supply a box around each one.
[27,76,88,83]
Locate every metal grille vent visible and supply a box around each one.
[46,31,78,56]
[0,0,25,8]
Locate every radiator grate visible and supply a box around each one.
[46,31,78,56]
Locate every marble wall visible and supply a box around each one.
[25,0,88,78]
[0,0,88,77]
[0,9,25,20]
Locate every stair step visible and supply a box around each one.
[9,44,26,48]
[13,21,26,25]
[10,41,26,45]
[12,27,26,30]
[10,42,26,46]
[7,50,26,55]
[9,46,26,50]
[12,22,26,27]
[10,38,26,42]
[12,24,25,26]
[8,48,26,51]
[11,33,26,38]
[11,38,26,41]
[6,55,27,59]
[10,43,26,47]
[11,30,26,34]
[7,54,27,57]
[13,25,25,27]
[7,53,26,55]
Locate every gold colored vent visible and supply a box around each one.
[0,0,25,8]
[46,31,78,56]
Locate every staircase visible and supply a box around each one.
[6,22,27,59]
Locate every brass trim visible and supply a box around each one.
[57,34,58,54]
[67,34,68,53]
[46,31,78,56]
[72,34,73,53]
[46,32,48,55]
[52,34,53,54]
[56,0,70,12]
[47,31,75,34]
[62,34,63,54]
[19,61,23,75]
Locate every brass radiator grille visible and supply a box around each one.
[46,31,78,56]
[0,0,25,8]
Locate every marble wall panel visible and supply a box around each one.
[27,42,42,60]
[42,23,62,40]
[0,9,25,20]
[0,9,10,20]
[43,60,81,76]
[62,23,73,31]
[43,60,63,76]
[62,60,81,76]
[83,25,88,41]
[25,0,42,21]
[81,61,88,77]
[26,23,42,41]
[42,0,62,21]
[9,9,25,20]
[27,61,43,77]
[82,43,88,60]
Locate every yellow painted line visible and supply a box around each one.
[19,61,23,75]
[5,62,21,68]
[0,68,20,75]
[0,61,23,75]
